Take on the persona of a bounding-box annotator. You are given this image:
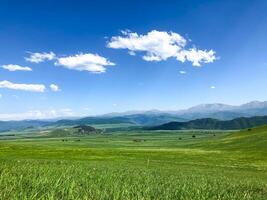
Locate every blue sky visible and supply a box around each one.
[0,0,267,120]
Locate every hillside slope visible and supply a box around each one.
[149,116,267,130]
[196,125,267,153]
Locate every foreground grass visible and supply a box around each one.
[0,127,266,199]
[0,160,266,200]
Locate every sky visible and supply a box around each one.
[0,0,267,120]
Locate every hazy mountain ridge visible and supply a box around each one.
[1,101,267,132]
[169,101,267,120]
[0,120,50,132]
[49,114,186,127]
[149,116,267,130]
[102,101,267,120]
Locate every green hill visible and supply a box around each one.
[73,125,102,134]
[44,126,101,138]
[216,125,267,151]
[149,116,267,130]
[191,125,267,154]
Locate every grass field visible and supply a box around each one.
[0,125,266,199]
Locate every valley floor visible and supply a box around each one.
[0,126,266,199]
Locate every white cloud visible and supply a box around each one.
[0,80,45,92]
[210,86,216,89]
[107,30,216,66]
[1,64,32,72]
[50,84,60,92]
[181,48,216,67]
[25,52,56,63]
[179,70,187,74]
[55,53,115,73]
[0,108,74,121]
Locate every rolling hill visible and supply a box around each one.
[195,125,267,153]
[149,116,267,130]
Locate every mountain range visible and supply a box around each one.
[102,101,267,120]
[1,100,267,132]
[149,116,267,130]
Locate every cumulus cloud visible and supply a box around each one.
[210,86,216,89]
[1,64,32,72]
[107,30,216,66]
[0,108,74,121]
[0,80,45,92]
[50,84,60,92]
[55,53,115,73]
[181,48,216,67]
[25,52,56,63]
[179,70,187,74]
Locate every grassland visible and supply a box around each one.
[0,125,266,199]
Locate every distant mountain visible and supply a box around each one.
[102,109,163,117]
[172,101,267,120]
[51,116,132,126]
[123,114,186,125]
[0,114,186,132]
[101,101,267,121]
[238,101,267,110]
[50,114,186,127]
[0,120,50,132]
[1,100,267,131]
[182,103,235,113]
[149,116,267,130]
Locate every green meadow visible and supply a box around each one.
[0,125,266,199]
